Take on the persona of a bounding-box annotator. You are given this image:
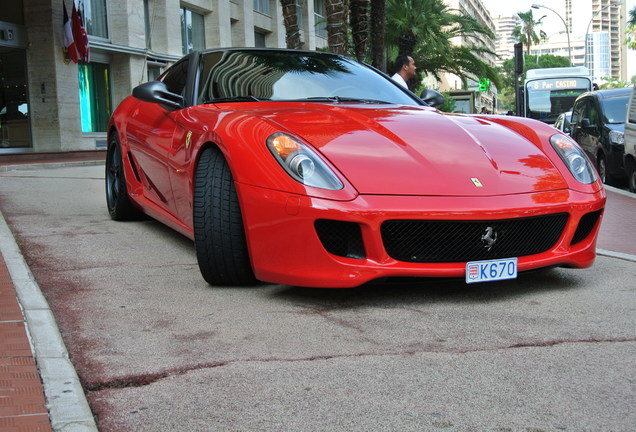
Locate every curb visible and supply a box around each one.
[0,160,105,172]
[597,248,636,263]
[0,210,98,432]
[604,184,636,198]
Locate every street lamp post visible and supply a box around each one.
[531,4,571,66]
[584,2,623,72]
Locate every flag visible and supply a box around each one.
[72,1,90,62]
[63,1,79,63]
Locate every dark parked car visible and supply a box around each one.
[570,87,631,185]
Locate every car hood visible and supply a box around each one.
[249,103,569,196]
[605,123,624,133]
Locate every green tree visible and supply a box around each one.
[385,0,501,90]
[499,54,569,88]
[497,54,570,111]
[598,77,632,89]
[437,92,457,113]
[627,6,636,50]
[497,86,517,112]
[513,10,547,55]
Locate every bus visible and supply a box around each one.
[523,67,593,124]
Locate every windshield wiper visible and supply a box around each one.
[299,96,392,104]
[206,96,269,103]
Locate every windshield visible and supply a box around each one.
[525,77,591,124]
[196,50,421,106]
[600,95,629,124]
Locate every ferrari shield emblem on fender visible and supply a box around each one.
[186,131,192,149]
[471,177,483,187]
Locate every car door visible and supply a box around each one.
[125,58,193,219]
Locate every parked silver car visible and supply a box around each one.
[554,111,573,134]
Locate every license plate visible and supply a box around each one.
[466,257,518,284]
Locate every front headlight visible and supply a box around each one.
[550,134,598,184]
[609,130,624,145]
[267,133,343,190]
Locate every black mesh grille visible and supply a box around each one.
[315,220,365,259]
[381,213,569,263]
[571,210,602,245]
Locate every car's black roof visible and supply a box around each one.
[585,87,632,100]
[199,47,346,58]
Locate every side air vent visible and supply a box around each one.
[127,152,142,182]
[571,210,603,245]
[315,219,365,259]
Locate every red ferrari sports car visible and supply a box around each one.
[106,48,605,288]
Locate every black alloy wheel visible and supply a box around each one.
[106,134,140,220]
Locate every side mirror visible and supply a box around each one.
[580,118,591,128]
[420,89,445,108]
[132,81,184,110]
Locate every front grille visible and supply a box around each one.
[381,213,568,263]
[571,210,602,245]
[315,219,365,259]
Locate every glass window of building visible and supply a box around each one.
[314,0,326,38]
[78,62,112,133]
[0,51,30,149]
[181,7,205,54]
[254,0,270,15]
[148,64,162,81]
[254,31,266,47]
[84,0,109,39]
[296,1,304,28]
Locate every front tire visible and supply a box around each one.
[106,134,141,220]
[596,153,616,186]
[193,147,256,286]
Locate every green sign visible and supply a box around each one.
[478,78,491,92]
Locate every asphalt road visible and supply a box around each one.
[0,164,634,432]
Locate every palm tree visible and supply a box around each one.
[326,0,349,55]
[369,0,386,70]
[350,0,370,62]
[386,0,501,89]
[280,0,301,49]
[513,10,547,55]
[627,6,636,50]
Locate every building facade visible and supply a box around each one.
[493,15,519,67]
[0,0,327,154]
[585,0,626,81]
[493,0,627,83]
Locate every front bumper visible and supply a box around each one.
[237,184,606,288]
